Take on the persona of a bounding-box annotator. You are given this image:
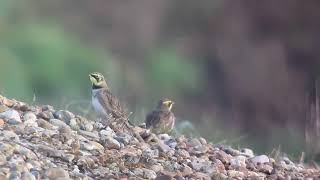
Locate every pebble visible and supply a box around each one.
[0,95,316,179]
[45,167,69,179]
[142,168,157,179]
[228,170,245,178]
[37,119,57,130]
[0,118,4,126]
[99,127,116,138]
[103,137,121,150]
[49,119,69,129]
[230,155,247,169]
[69,118,79,131]
[250,155,270,166]
[54,110,75,124]
[1,130,19,141]
[0,109,22,124]
[21,172,36,180]
[23,112,38,127]
[240,148,254,158]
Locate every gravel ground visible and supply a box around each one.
[0,95,319,180]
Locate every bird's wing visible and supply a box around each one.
[97,89,126,119]
[146,110,169,129]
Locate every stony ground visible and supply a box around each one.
[0,95,319,180]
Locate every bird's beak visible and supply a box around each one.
[89,75,95,83]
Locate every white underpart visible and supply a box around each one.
[170,116,175,129]
[92,89,108,116]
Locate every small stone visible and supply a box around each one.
[187,138,202,147]
[190,158,212,172]
[258,164,273,174]
[0,105,9,113]
[142,168,157,179]
[199,137,207,145]
[77,116,93,132]
[83,123,93,132]
[41,105,55,112]
[0,143,14,156]
[93,122,105,129]
[210,151,232,164]
[62,154,75,163]
[133,168,144,177]
[69,118,79,131]
[45,167,69,179]
[0,109,21,124]
[155,175,174,180]
[181,165,193,176]
[176,149,190,159]
[78,130,100,141]
[163,161,181,172]
[150,164,164,173]
[21,172,36,180]
[0,119,4,126]
[49,119,69,129]
[37,144,63,158]
[30,169,40,180]
[230,155,247,169]
[9,171,21,180]
[189,145,208,155]
[250,155,269,166]
[23,112,37,121]
[240,148,254,158]
[23,112,38,127]
[165,139,178,149]
[142,148,159,159]
[103,137,121,150]
[224,147,241,156]
[0,130,19,141]
[37,119,57,130]
[191,172,211,180]
[0,153,7,166]
[37,111,54,120]
[54,110,75,124]
[227,170,245,178]
[2,98,15,107]
[15,145,38,160]
[100,127,116,138]
[115,132,137,145]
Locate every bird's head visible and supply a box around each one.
[157,98,174,111]
[89,72,108,89]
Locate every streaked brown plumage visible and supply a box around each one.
[146,98,175,134]
[89,72,128,120]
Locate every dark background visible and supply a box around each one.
[1,0,320,159]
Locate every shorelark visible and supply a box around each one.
[89,72,144,142]
[89,72,127,119]
[145,98,176,134]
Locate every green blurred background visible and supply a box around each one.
[2,0,320,160]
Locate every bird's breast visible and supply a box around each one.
[92,91,108,116]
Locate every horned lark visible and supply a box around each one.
[145,98,175,134]
[89,72,144,142]
[89,72,127,120]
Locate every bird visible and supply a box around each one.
[89,72,128,120]
[145,98,176,134]
[89,72,145,142]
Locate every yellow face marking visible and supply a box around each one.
[163,100,174,111]
[89,72,105,85]
[89,75,97,84]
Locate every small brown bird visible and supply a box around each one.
[146,98,176,134]
[89,72,144,142]
[89,72,128,120]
